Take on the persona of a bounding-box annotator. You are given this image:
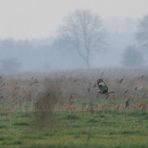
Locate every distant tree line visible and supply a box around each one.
[1,10,148,73]
[122,15,148,68]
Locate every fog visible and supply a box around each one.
[0,18,146,73]
[0,0,148,73]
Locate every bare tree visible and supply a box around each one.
[136,15,148,50]
[122,45,144,67]
[0,58,22,74]
[58,10,106,69]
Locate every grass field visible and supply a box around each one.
[0,69,148,147]
[0,110,148,148]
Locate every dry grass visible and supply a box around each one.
[0,68,148,114]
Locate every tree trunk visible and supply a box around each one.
[86,58,91,69]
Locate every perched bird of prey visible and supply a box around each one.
[94,79,114,97]
[96,79,108,94]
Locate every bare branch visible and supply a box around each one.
[58,10,106,68]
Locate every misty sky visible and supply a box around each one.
[0,0,148,40]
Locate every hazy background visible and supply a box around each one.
[0,0,148,73]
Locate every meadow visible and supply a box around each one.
[0,68,148,147]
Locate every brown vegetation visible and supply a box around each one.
[0,68,148,114]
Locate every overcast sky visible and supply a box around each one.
[0,0,148,40]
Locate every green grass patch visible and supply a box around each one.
[0,110,148,147]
